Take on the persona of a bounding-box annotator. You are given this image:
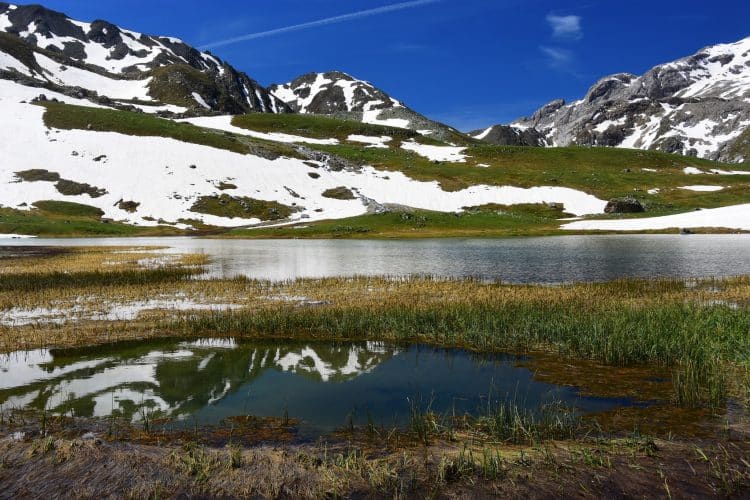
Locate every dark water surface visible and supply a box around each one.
[0,339,646,437]
[1,234,749,282]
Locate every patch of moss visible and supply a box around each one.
[117,200,140,213]
[15,169,61,182]
[190,194,297,221]
[55,179,107,198]
[32,200,104,218]
[322,186,356,200]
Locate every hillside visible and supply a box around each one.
[475,36,750,163]
[0,3,287,115]
[0,3,749,237]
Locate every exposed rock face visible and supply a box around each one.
[469,125,546,146]
[604,197,645,214]
[510,37,750,163]
[270,71,463,140]
[0,3,288,114]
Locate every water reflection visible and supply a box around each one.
[2,235,749,282]
[0,340,399,423]
[0,339,640,435]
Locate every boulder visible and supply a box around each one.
[604,197,645,214]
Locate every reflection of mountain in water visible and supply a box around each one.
[0,340,399,421]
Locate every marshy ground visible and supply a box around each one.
[0,246,749,497]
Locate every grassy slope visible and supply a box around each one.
[231,113,420,142]
[228,205,570,239]
[40,102,301,160]
[312,143,750,212]
[41,102,250,154]
[32,106,750,237]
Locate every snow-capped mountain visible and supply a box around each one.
[0,2,287,114]
[270,71,461,139]
[476,36,750,163]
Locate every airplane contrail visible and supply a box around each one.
[201,0,441,50]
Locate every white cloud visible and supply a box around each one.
[546,14,583,41]
[540,46,573,67]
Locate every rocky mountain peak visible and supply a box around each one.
[0,2,288,114]
[269,71,401,114]
[472,36,750,162]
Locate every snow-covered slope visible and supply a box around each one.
[477,36,750,162]
[0,3,287,114]
[0,78,610,229]
[270,71,463,140]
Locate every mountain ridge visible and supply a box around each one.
[474,36,750,163]
[269,70,466,141]
[0,2,288,115]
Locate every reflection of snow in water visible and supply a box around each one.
[276,345,392,382]
[182,339,238,349]
[0,300,244,326]
[0,341,401,421]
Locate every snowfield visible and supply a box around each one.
[400,141,468,163]
[347,135,392,148]
[562,204,750,231]
[0,79,609,229]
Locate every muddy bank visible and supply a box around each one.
[1,418,748,498]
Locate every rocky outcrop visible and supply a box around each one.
[604,197,645,214]
[469,125,546,146]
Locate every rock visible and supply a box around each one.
[604,197,645,214]
[470,125,546,146]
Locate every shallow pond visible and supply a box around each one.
[2,234,750,283]
[0,339,652,438]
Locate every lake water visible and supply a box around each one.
[2,234,750,283]
[0,339,644,437]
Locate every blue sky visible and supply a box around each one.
[34,0,750,131]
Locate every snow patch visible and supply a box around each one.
[401,141,467,163]
[679,185,725,192]
[562,203,750,231]
[347,134,392,148]
[191,92,211,110]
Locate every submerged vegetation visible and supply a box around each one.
[0,246,748,411]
